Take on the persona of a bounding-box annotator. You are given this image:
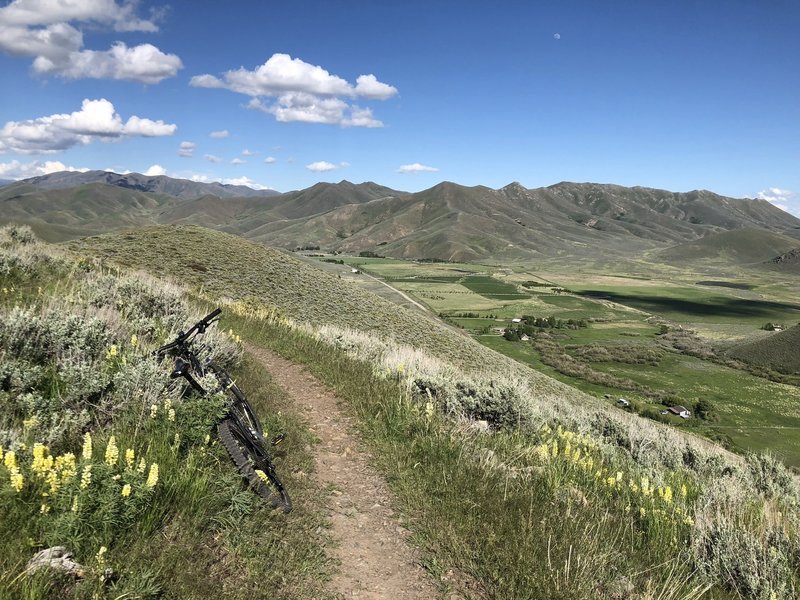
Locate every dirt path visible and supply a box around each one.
[245,343,439,599]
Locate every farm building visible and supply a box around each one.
[351,268,361,274]
[668,405,691,419]
[511,318,522,324]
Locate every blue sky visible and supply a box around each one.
[0,0,798,215]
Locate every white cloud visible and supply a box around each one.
[0,98,176,154]
[397,163,439,174]
[306,161,338,172]
[354,74,398,100]
[230,158,246,165]
[204,154,222,163]
[221,176,272,190]
[143,164,166,176]
[241,149,256,156]
[0,0,160,31]
[191,53,397,127]
[178,141,195,157]
[0,1,181,83]
[264,156,276,164]
[0,158,89,179]
[209,129,229,139]
[32,42,182,84]
[554,33,561,40]
[757,187,799,217]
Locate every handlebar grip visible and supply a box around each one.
[205,308,222,322]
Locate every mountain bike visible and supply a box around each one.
[155,308,292,512]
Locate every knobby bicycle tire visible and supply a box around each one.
[217,419,292,513]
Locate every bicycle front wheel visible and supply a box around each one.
[217,419,292,512]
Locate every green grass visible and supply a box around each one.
[458,275,529,299]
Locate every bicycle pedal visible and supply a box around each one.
[270,433,286,447]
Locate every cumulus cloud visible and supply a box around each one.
[0,158,89,179]
[0,1,181,83]
[757,187,799,216]
[191,53,397,127]
[178,141,195,157]
[264,156,276,164]
[0,98,176,154]
[397,163,439,174]
[143,164,166,176]
[230,158,246,165]
[221,175,272,190]
[241,149,256,156]
[306,161,338,172]
[204,154,222,163]
[209,129,229,139]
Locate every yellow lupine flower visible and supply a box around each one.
[80,465,92,489]
[125,448,135,469]
[0,447,3,462]
[10,471,24,492]
[106,345,118,359]
[641,477,651,496]
[23,415,39,430]
[4,450,17,471]
[105,436,119,466]
[40,503,50,514]
[130,334,138,347]
[146,463,159,488]
[550,440,558,457]
[616,471,623,482]
[163,397,172,412]
[55,453,77,482]
[150,404,158,418]
[168,408,176,422]
[96,546,107,565]
[82,433,93,460]
[121,484,131,497]
[137,457,146,474]
[255,470,268,483]
[681,484,688,498]
[71,496,79,512]
[32,444,52,474]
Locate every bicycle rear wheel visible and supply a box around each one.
[217,419,292,513]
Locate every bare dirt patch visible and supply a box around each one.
[244,344,440,599]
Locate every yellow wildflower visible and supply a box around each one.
[683,515,694,526]
[203,434,211,445]
[45,470,59,494]
[425,401,434,419]
[163,397,172,412]
[125,448,135,469]
[55,453,77,482]
[606,476,616,488]
[96,546,107,565]
[130,334,138,347]
[640,507,647,518]
[551,440,558,457]
[80,464,92,489]
[681,484,688,498]
[662,486,673,504]
[641,477,651,496]
[255,470,268,483]
[104,436,119,466]
[535,443,549,461]
[82,433,93,460]
[106,345,118,359]
[71,496,79,512]
[10,471,24,492]
[168,408,176,422]
[121,484,131,498]
[616,471,623,482]
[23,415,39,430]
[40,504,50,514]
[3,450,17,471]
[137,457,146,474]
[32,443,52,474]
[0,447,3,462]
[150,404,158,418]
[146,463,159,488]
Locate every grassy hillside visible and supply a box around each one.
[725,325,800,374]
[3,224,800,598]
[655,228,800,266]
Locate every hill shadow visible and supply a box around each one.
[579,290,800,319]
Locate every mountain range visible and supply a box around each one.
[2,170,799,265]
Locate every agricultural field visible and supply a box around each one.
[324,256,800,468]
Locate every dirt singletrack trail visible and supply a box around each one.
[244,343,440,599]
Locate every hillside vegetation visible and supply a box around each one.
[725,325,800,374]
[62,224,800,598]
[5,172,800,262]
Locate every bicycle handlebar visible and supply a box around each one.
[156,308,222,356]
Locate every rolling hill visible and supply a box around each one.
[4,170,800,261]
[725,324,800,374]
[654,228,800,266]
[9,170,280,199]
